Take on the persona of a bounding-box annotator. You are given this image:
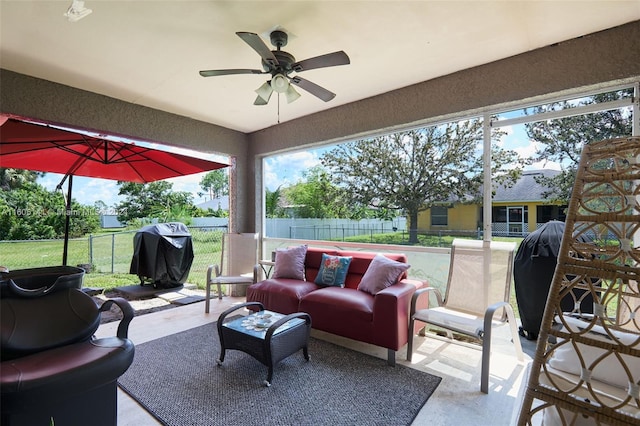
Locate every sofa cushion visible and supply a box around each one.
[246,278,318,314]
[548,315,640,390]
[357,254,410,295]
[314,254,352,287]
[300,287,375,325]
[273,245,308,280]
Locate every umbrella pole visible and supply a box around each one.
[62,175,73,266]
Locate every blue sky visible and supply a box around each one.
[38,122,558,208]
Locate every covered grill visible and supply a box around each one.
[129,223,194,289]
[513,220,594,340]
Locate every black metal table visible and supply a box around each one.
[216,302,311,386]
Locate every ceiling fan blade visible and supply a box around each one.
[199,69,264,77]
[289,76,336,102]
[236,32,279,68]
[292,51,350,72]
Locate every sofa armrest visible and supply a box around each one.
[372,278,426,350]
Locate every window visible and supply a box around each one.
[492,206,507,223]
[262,83,637,241]
[431,206,448,226]
[537,205,567,223]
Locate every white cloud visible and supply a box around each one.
[510,140,561,171]
[263,150,323,190]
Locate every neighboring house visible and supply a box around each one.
[197,196,229,212]
[100,215,125,229]
[417,170,567,236]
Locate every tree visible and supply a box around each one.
[282,166,347,219]
[265,186,283,218]
[199,169,228,201]
[0,168,42,191]
[321,121,519,243]
[524,89,633,203]
[0,181,99,240]
[115,181,195,224]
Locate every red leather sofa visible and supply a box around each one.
[246,247,424,365]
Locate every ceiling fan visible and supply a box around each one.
[199,30,350,106]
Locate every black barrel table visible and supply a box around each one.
[216,302,311,386]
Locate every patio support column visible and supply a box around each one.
[483,115,492,243]
[62,175,73,266]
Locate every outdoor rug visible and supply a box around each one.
[118,323,441,426]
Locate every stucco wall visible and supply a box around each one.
[418,205,479,231]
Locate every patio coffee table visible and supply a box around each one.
[216,301,311,386]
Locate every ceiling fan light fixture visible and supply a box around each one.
[255,81,273,103]
[270,74,289,93]
[285,84,301,104]
[63,0,92,22]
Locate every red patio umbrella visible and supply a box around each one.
[0,117,229,265]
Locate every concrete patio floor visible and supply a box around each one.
[96,296,538,426]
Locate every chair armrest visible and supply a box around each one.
[265,312,312,341]
[483,301,524,361]
[216,301,264,338]
[253,264,260,283]
[410,286,443,315]
[98,297,134,339]
[218,301,264,323]
[206,264,222,283]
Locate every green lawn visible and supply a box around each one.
[0,229,224,291]
[0,231,523,302]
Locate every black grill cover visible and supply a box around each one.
[129,222,194,289]
[513,220,593,340]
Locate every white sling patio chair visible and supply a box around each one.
[205,233,259,313]
[407,238,523,393]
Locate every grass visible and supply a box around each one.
[0,230,523,298]
[0,229,224,291]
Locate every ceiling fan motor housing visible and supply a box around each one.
[262,50,296,75]
[270,30,288,48]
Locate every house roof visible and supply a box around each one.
[493,169,561,203]
[197,196,229,211]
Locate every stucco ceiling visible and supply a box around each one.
[1,1,639,134]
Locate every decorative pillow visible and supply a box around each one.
[314,254,352,287]
[272,245,308,280]
[357,254,410,295]
[548,315,640,390]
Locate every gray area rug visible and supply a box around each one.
[118,323,441,426]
